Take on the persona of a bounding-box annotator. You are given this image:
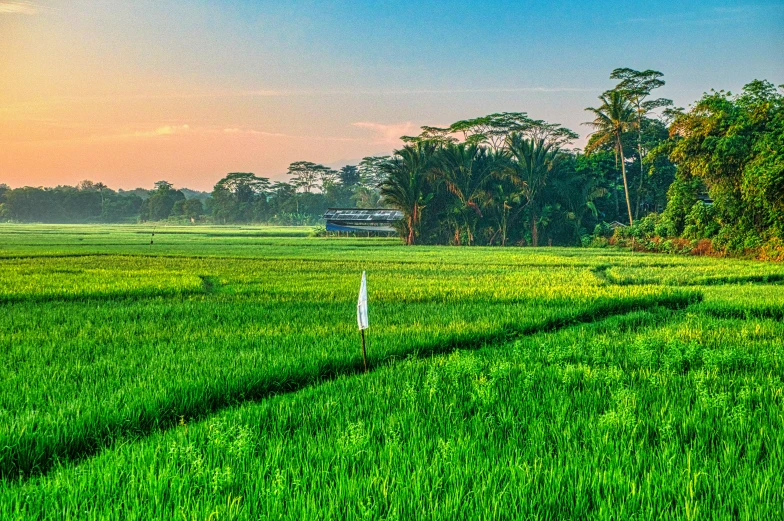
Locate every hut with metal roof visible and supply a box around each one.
[322,208,403,234]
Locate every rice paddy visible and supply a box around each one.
[0,224,782,520]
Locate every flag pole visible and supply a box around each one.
[360,329,367,373]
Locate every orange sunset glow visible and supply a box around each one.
[2,1,781,191]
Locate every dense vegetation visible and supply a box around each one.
[0,225,782,519]
[1,70,782,256]
[373,74,782,253]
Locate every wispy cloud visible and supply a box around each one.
[622,3,779,25]
[4,123,366,146]
[362,87,595,95]
[0,1,39,14]
[221,127,289,138]
[132,124,190,138]
[82,124,192,142]
[352,121,423,145]
[3,85,593,117]
[220,126,361,143]
[245,86,595,97]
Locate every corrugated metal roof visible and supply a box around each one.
[323,208,403,222]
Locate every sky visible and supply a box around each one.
[1,0,782,191]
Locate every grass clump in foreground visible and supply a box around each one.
[0,224,782,519]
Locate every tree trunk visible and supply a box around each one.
[501,208,507,247]
[635,115,644,220]
[407,212,415,245]
[618,135,634,226]
[612,150,620,219]
[531,209,538,247]
[614,176,620,218]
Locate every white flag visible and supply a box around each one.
[357,271,368,330]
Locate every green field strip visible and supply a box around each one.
[0,291,696,482]
[1,225,781,519]
[3,309,781,520]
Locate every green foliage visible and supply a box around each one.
[683,201,720,240]
[379,143,437,245]
[0,183,143,223]
[338,165,361,187]
[286,161,338,193]
[139,181,186,222]
[1,75,780,252]
[210,172,271,224]
[658,176,703,237]
[377,113,601,247]
[585,89,638,225]
[668,80,784,248]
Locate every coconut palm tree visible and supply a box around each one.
[379,143,435,245]
[505,134,561,246]
[551,164,608,244]
[431,143,500,245]
[585,89,636,225]
[610,68,673,218]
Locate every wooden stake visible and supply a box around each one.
[360,329,368,373]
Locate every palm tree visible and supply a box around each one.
[585,89,636,225]
[484,174,519,246]
[94,182,107,217]
[431,144,499,245]
[379,143,435,245]
[610,68,672,218]
[551,166,608,244]
[505,135,561,246]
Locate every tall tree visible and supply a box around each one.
[211,172,271,223]
[338,165,361,187]
[449,113,533,151]
[286,161,334,193]
[401,126,457,147]
[610,68,673,217]
[379,143,435,245]
[506,135,562,246]
[432,144,499,245]
[668,80,784,242]
[358,156,391,188]
[140,181,185,221]
[94,182,107,217]
[585,90,637,225]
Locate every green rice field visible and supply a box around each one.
[1,224,782,520]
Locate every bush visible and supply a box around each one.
[309,226,327,237]
[683,202,719,240]
[593,222,612,239]
[758,237,784,261]
[635,214,658,239]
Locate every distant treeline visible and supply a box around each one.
[0,171,370,226]
[2,69,782,255]
[0,181,211,224]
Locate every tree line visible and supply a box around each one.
[375,71,782,252]
[0,160,385,226]
[1,69,781,254]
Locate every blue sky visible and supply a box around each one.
[1,0,782,189]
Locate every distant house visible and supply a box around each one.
[322,208,403,234]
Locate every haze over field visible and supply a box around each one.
[1,0,782,190]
